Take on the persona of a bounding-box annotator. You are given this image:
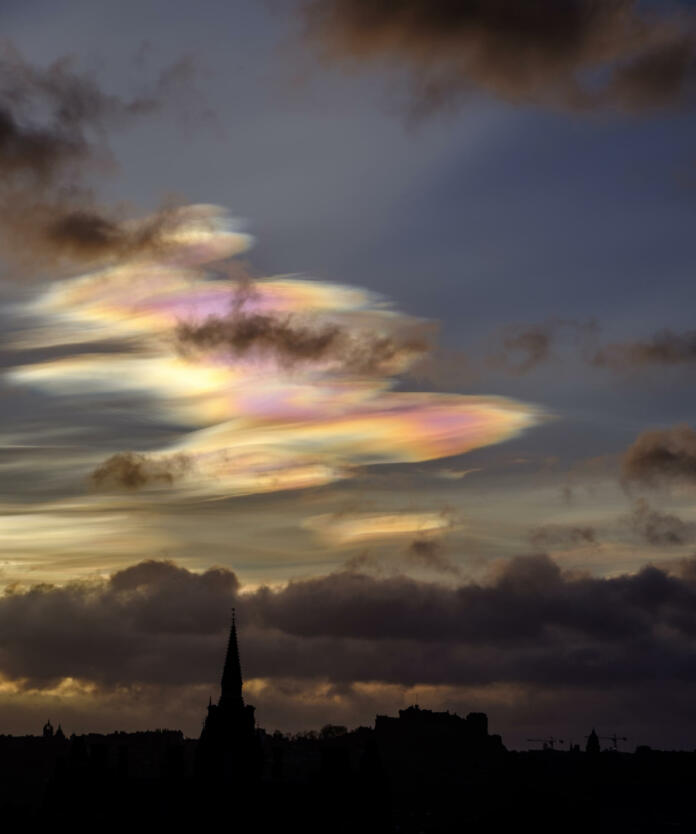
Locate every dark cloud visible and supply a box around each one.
[0,46,196,269]
[5,555,696,741]
[621,424,696,486]
[529,524,598,549]
[175,307,431,375]
[91,452,192,491]
[0,560,237,689]
[629,498,695,546]
[4,554,696,696]
[590,329,696,369]
[488,319,596,375]
[304,0,696,113]
[490,322,556,375]
[406,538,459,574]
[488,323,696,376]
[1,199,189,267]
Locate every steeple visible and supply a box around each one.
[197,607,261,784]
[219,608,244,710]
[586,727,600,755]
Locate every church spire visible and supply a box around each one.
[219,607,244,710]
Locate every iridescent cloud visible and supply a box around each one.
[303,511,452,545]
[8,205,541,497]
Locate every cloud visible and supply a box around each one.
[628,498,695,546]
[488,319,597,375]
[406,537,459,575]
[589,329,696,369]
[303,511,451,545]
[489,322,557,375]
[175,305,431,376]
[14,219,539,499]
[4,554,696,695]
[91,452,192,491]
[621,424,696,486]
[303,0,696,113]
[488,323,696,376]
[4,554,696,739]
[0,46,197,269]
[529,525,598,549]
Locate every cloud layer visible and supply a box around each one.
[3,554,696,739]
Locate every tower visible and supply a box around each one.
[219,608,244,712]
[197,609,261,783]
[585,728,600,755]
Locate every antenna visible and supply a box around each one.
[600,734,627,751]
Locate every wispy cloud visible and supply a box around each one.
[0,44,198,271]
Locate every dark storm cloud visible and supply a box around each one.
[304,0,696,113]
[629,498,695,546]
[621,424,696,486]
[528,524,598,549]
[175,309,431,374]
[4,554,696,694]
[91,452,192,491]
[0,47,195,268]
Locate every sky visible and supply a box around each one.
[2,0,696,749]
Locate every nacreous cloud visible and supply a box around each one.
[8,206,540,498]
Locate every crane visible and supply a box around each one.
[527,737,564,750]
[600,734,627,751]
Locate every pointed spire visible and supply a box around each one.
[219,607,244,710]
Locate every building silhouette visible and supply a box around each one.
[586,727,600,755]
[1,614,696,831]
[196,608,262,786]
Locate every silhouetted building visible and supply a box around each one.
[196,609,262,784]
[586,728,600,755]
[4,618,696,832]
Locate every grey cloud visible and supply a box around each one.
[621,424,696,486]
[303,0,696,113]
[489,323,696,376]
[488,319,597,375]
[0,46,196,269]
[406,538,459,575]
[91,452,192,491]
[590,329,696,369]
[629,498,695,546]
[4,554,696,697]
[0,560,237,689]
[529,525,598,549]
[175,305,431,376]
[489,322,556,375]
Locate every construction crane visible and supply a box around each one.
[601,734,627,751]
[527,737,564,750]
